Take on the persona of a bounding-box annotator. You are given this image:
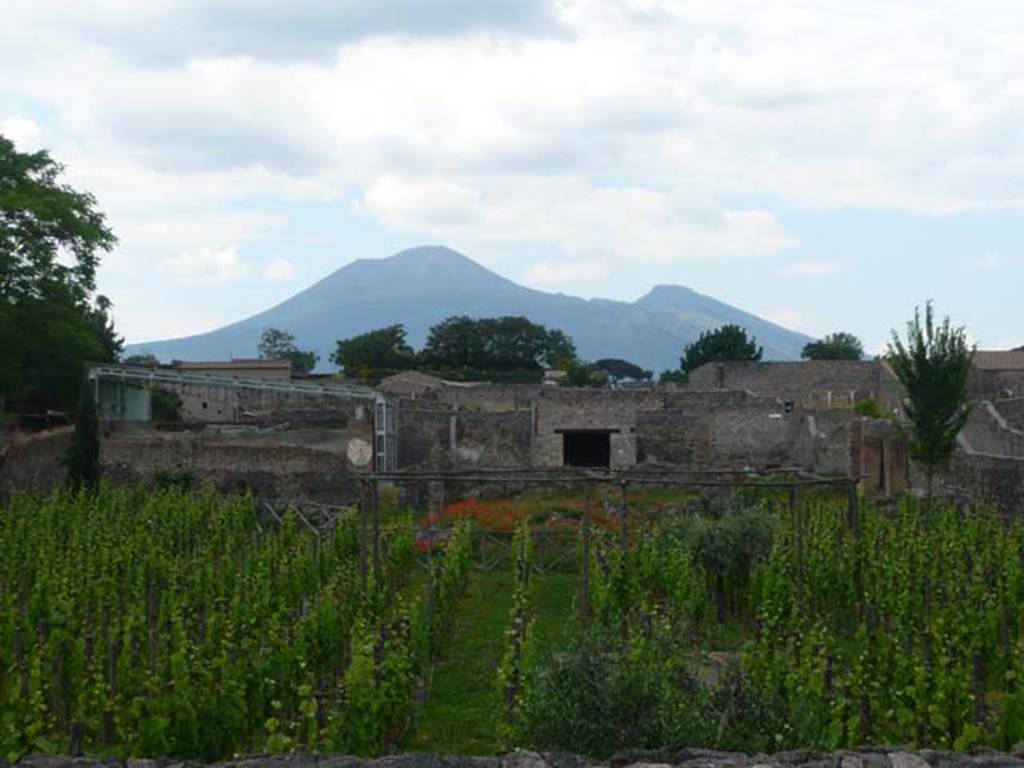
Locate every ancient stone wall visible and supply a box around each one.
[99,424,363,504]
[636,401,800,469]
[946,452,1024,513]
[8,748,1024,768]
[0,427,71,501]
[145,380,374,425]
[532,388,666,469]
[397,404,533,469]
[970,368,1024,399]
[961,402,1024,457]
[993,398,1024,432]
[686,361,899,410]
[431,383,543,412]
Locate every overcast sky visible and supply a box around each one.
[2,0,1022,352]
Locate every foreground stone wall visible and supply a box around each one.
[99,423,368,504]
[7,748,1024,768]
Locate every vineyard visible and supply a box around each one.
[4,485,1024,759]
[0,487,471,759]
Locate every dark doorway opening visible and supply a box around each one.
[562,430,612,468]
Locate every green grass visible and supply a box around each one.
[402,567,580,754]
[402,569,514,754]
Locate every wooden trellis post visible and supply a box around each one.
[372,478,381,590]
[619,480,629,553]
[359,479,368,594]
[847,479,859,534]
[580,482,592,622]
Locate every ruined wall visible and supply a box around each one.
[147,380,375,425]
[970,368,1024,399]
[946,452,1024,513]
[994,398,1024,432]
[100,424,363,504]
[686,361,899,410]
[0,427,71,501]
[532,388,666,468]
[961,402,1024,457]
[397,403,532,469]
[636,400,800,469]
[431,383,542,412]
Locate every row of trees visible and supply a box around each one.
[330,317,578,381]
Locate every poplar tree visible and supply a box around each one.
[887,302,974,505]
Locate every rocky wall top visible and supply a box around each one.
[8,749,1024,768]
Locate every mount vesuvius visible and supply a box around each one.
[126,246,812,372]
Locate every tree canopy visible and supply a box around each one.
[257,327,319,375]
[679,324,763,376]
[420,315,577,373]
[802,332,865,361]
[887,302,974,501]
[330,324,415,378]
[0,135,121,412]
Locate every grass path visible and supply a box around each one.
[402,568,579,754]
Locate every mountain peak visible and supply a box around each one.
[126,246,811,369]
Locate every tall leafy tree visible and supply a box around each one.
[680,324,762,376]
[257,327,319,374]
[887,302,974,504]
[802,332,865,361]
[0,134,121,412]
[330,324,415,377]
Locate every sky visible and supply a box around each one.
[1,0,1022,354]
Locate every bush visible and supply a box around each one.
[515,623,706,757]
[151,387,183,422]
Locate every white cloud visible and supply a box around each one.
[0,115,42,149]
[263,257,295,280]
[776,259,841,278]
[158,245,249,282]
[4,0,1024,343]
[362,175,796,264]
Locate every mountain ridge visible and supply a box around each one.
[126,245,812,372]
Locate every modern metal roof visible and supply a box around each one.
[87,363,382,401]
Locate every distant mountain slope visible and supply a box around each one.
[126,245,812,372]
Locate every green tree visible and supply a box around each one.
[887,302,974,504]
[420,315,578,373]
[419,315,487,369]
[0,134,121,412]
[257,327,319,374]
[679,325,762,376]
[593,358,653,382]
[802,332,865,361]
[330,324,415,377]
[564,360,609,387]
[65,380,100,492]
